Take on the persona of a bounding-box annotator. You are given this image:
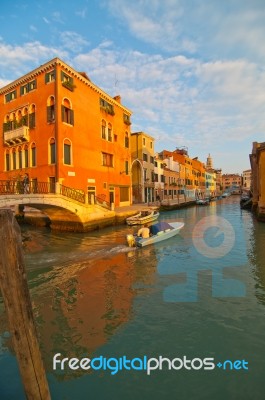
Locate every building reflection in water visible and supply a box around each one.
[21,246,158,379]
[248,216,265,305]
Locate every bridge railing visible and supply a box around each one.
[94,194,111,210]
[60,185,86,204]
[0,180,54,195]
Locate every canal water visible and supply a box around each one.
[1,196,265,399]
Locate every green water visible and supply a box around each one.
[1,196,265,399]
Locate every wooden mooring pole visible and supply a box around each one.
[0,209,51,400]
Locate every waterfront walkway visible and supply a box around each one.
[114,197,196,222]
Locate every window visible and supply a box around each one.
[125,161,129,175]
[101,120,106,139]
[50,138,56,164]
[61,72,75,91]
[64,140,72,165]
[143,138,146,146]
[100,98,114,115]
[150,141,153,148]
[107,124,112,141]
[31,143,36,167]
[125,132,129,148]
[20,80,37,95]
[5,90,17,103]
[143,153,148,162]
[102,152,113,167]
[150,156,154,164]
[47,105,55,123]
[123,114,131,125]
[12,149,16,170]
[61,105,74,125]
[45,70,55,83]
[29,112,36,128]
[18,147,22,169]
[5,152,10,171]
[24,145,29,168]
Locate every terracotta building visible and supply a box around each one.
[0,58,132,207]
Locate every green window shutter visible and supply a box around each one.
[47,106,52,122]
[61,105,65,122]
[29,113,35,129]
[70,109,74,126]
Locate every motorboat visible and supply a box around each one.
[126,210,159,226]
[196,199,209,205]
[126,221,184,247]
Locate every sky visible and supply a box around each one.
[1,0,265,174]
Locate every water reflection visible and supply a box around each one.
[26,244,157,379]
[248,215,265,304]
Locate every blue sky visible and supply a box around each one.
[1,0,265,173]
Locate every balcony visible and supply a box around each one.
[4,126,30,146]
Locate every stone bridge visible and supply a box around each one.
[0,181,115,232]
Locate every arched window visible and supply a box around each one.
[101,120,106,139]
[47,96,55,123]
[11,112,16,130]
[29,104,36,129]
[12,148,17,170]
[5,150,10,171]
[18,146,22,169]
[49,138,56,164]
[31,142,36,167]
[17,110,22,127]
[63,139,72,165]
[107,123,112,142]
[61,98,74,125]
[24,144,29,168]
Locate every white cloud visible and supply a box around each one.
[59,31,89,53]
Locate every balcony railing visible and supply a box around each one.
[4,126,30,146]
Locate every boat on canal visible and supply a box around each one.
[126,210,159,225]
[196,198,209,205]
[126,221,184,247]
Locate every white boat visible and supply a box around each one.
[126,210,159,226]
[196,199,209,205]
[126,221,184,247]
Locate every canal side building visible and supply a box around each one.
[0,58,132,207]
[130,131,155,203]
[250,142,265,221]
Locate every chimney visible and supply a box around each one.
[114,95,121,103]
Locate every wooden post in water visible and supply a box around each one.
[0,209,51,400]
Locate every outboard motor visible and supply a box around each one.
[126,234,136,247]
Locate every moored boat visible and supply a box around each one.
[126,221,184,247]
[126,210,159,226]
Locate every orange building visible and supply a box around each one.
[159,148,206,199]
[0,58,132,207]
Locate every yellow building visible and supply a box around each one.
[130,132,155,203]
[250,142,265,221]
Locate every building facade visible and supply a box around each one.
[250,142,265,221]
[0,58,132,207]
[222,174,242,194]
[130,131,155,203]
[242,169,252,192]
